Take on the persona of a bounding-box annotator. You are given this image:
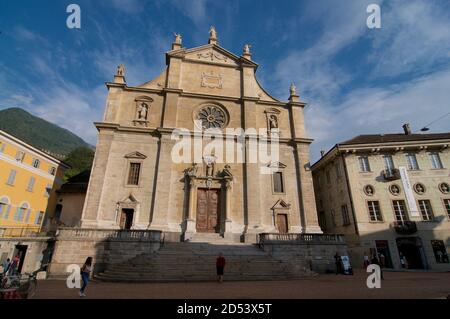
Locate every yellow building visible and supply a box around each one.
[0,130,69,236]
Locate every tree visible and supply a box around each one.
[63,146,95,181]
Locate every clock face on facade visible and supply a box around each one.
[196,105,227,129]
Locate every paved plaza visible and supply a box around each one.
[32,270,450,299]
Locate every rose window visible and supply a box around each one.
[197,106,226,129]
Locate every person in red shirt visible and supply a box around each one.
[216,253,226,283]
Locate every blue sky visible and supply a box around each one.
[1,0,449,161]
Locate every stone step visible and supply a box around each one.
[96,241,312,282]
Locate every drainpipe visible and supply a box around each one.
[337,145,359,236]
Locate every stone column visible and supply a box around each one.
[149,134,175,231]
[185,178,197,234]
[223,179,233,238]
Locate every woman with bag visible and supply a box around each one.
[79,257,92,297]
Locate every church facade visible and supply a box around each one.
[80,28,322,242]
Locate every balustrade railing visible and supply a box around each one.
[0,227,49,238]
[56,227,163,242]
[258,233,345,248]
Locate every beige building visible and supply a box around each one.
[80,28,321,243]
[312,125,450,271]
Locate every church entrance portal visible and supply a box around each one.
[196,188,221,233]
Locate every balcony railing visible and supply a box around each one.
[382,168,401,180]
[258,233,345,249]
[392,221,417,234]
[56,227,163,242]
[0,227,51,238]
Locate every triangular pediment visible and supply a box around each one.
[267,161,287,169]
[272,199,291,210]
[120,194,139,203]
[124,151,147,159]
[174,44,257,68]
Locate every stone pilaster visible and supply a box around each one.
[149,134,175,231]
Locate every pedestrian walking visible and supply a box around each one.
[79,257,92,297]
[8,254,20,276]
[371,254,384,280]
[363,252,370,269]
[216,252,226,283]
[334,252,343,275]
[2,258,10,275]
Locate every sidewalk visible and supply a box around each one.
[31,270,450,299]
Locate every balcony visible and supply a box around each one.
[382,168,401,181]
[392,221,417,235]
[0,227,52,238]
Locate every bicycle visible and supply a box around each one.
[0,264,46,299]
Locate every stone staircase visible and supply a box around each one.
[95,239,314,282]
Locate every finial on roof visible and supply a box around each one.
[209,26,217,44]
[289,82,296,96]
[242,44,252,60]
[114,64,126,84]
[289,82,299,102]
[172,32,182,50]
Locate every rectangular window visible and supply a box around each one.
[405,153,419,170]
[0,201,6,219]
[127,163,141,185]
[444,199,450,219]
[429,152,443,169]
[49,167,56,175]
[14,207,26,222]
[32,158,40,168]
[358,156,371,172]
[3,205,11,219]
[15,151,25,162]
[393,200,409,222]
[383,155,395,170]
[34,211,45,225]
[418,200,434,221]
[27,176,36,192]
[24,209,31,223]
[273,171,284,193]
[367,201,383,222]
[6,170,17,185]
[44,184,52,197]
[341,205,350,226]
[431,240,449,263]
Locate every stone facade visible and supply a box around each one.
[80,28,321,241]
[312,130,450,271]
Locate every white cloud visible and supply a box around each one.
[369,0,450,77]
[171,0,208,28]
[307,67,450,162]
[274,0,373,101]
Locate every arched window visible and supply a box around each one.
[14,202,29,222]
[0,196,10,219]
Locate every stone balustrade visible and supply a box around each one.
[258,233,345,246]
[56,227,163,242]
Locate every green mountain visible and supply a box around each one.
[0,107,91,157]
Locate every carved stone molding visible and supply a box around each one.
[197,49,228,62]
[201,71,223,89]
